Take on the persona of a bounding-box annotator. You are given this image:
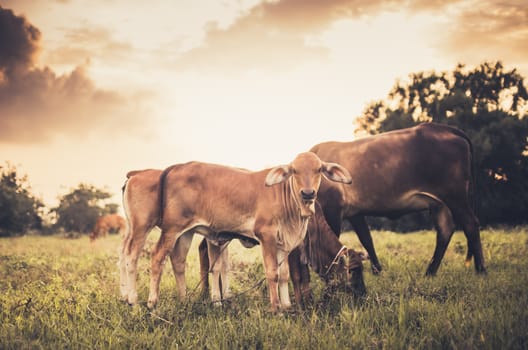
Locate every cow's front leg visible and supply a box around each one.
[277,249,291,309]
[259,234,280,312]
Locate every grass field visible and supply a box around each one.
[1,227,527,349]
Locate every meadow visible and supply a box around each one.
[1,227,527,349]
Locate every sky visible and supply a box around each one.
[1,0,528,210]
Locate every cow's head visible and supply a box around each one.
[89,231,97,242]
[324,247,368,297]
[265,152,352,217]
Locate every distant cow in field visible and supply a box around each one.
[148,152,354,311]
[119,169,230,306]
[307,122,485,276]
[90,214,126,241]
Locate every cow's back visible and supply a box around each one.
[123,169,162,228]
[161,162,269,234]
[312,123,472,215]
[108,214,126,228]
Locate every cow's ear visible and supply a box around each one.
[265,165,292,186]
[322,162,352,184]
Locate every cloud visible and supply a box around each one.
[437,0,528,66]
[0,6,153,144]
[173,0,528,74]
[0,5,40,68]
[173,0,381,73]
[172,0,468,73]
[43,26,134,67]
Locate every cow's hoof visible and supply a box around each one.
[119,293,128,302]
[476,266,487,275]
[127,293,138,306]
[371,265,382,275]
[147,299,157,309]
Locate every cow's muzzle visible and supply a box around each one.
[300,189,316,201]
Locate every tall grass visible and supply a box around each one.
[1,228,527,349]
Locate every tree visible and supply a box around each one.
[355,61,528,228]
[52,184,117,234]
[0,163,43,236]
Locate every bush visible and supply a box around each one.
[0,163,43,236]
[51,183,117,234]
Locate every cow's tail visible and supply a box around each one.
[158,165,177,227]
[121,169,151,223]
[121,176,131,220]
[121,169,152,215]
[451,127,478,215]
[434,123,478,214]
[121,176,130,194]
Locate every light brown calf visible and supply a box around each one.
[119,169,230,306]
[198,200,369,307]
[90,214,126,241]
[149,152,352,311]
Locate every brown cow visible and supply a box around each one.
[308,122,485,276]
[119,169,230,306]
[148,152,353,311]
[90,214,126,241]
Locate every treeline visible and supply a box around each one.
[356,61,528,231]
[0,163,118,237]
[1,61,527,235]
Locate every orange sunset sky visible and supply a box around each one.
[1,0,528,209]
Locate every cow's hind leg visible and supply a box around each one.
[452,204,486,274]
[148,228,185,309]
[118,236,130,301]
[217,241,231,301]
[168,231,194,301]
[198,238,210,298]
[206,240,230,306]
[349,215,382,274]
[120,223,151,305]
[426,203,456,276]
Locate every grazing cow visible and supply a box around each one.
[90,214,126,241]
[309,122,485,275]
[119,169,230,306]
[149,152,352,311]
[289,201,367,305]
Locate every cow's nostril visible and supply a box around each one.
[301,189,316,200]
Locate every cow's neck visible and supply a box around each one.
[275,179,311,253]
[305,207,344,277]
